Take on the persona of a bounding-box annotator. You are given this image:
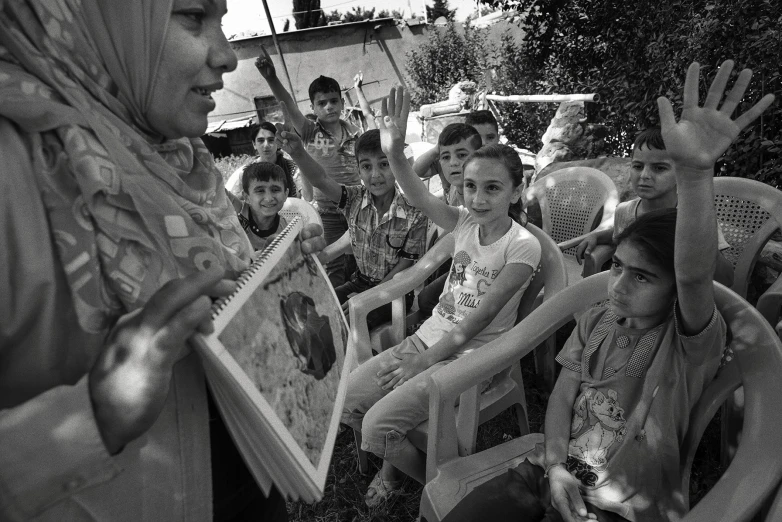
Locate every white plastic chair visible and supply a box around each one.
[524,166,618,285]
[346,224,568,476]
[419,272,782,522]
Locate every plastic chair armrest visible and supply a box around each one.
[349,234,454,365]
[583,244,615,277]
[756,271,782,325]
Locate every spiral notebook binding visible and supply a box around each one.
[210,216,302,319]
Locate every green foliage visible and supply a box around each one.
[213,154,253,184]
[323,6,405,24]
[427,0,457,21]
[405,21,494,108]
[292,0,323,29]
[477,0,782,184]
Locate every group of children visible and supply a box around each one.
[240,52,774,521]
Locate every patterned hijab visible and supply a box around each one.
[0,0,253,333]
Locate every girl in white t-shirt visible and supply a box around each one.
[341,86,541,507]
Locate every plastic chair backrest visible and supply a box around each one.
[425,272,782,521]
[279,198,322,228]
[518,223,569,319]
[525,167,618,259]
[713,177,782,298]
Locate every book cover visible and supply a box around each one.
[194,217,350,501]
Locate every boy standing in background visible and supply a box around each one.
[256,48,362,287]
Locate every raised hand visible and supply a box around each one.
[89,268,235,455]
[353,71,363,90]
[274,101,305,156]
[377,86,411,155]
[255,47,277,79]
[657,60,775,173]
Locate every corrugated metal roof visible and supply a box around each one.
[205,114,257,134]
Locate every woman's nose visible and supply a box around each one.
[210,26,238,72]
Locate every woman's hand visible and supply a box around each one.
[88,268,236,455]
[376,351,428,390]
[657,60,775,174]
[548,465,597,522]
[300,223,326,256]
[255,47,277,79]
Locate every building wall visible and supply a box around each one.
[211,19,520,126]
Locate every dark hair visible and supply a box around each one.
[438,123,482,150]
[633,127,666,152]
[615,207,677,277]
[252,121,278,142]
[465,110,499,133]
[242,161,289,194]
[308,75,341,102]
[462,144,524,188]
[354,129,383,160]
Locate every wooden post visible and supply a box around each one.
[260,0,296,99]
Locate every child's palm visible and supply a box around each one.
[658,60,775,172]
[378,87,410,154]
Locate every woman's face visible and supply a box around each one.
[147,0,237,139]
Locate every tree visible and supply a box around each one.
[324,6,405,24]
[477,0,782,184]
[405,21,493,107]
[427,0,456,21]
[292,0,324,29]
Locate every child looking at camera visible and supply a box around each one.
[341,86,542,508]
[232,162,289,252]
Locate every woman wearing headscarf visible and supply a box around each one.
[0,1,322,520]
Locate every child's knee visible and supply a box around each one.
[360,407,406,459]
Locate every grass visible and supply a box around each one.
[287,322,726,522]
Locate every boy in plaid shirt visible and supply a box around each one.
[275,105,428,328]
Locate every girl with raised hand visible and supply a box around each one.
[442,60,775,522]
[341,86,542,507]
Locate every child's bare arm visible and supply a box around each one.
[353,72,376,130]
[276,102,342,203]
[412,146,440,179]
[376,262,534,390]
[255,48,309,136]
[545,371,594,522]
[378,87,461,232]
[659,60,774,334]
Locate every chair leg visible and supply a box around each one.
[353,428,370,475]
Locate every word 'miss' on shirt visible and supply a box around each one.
[415,207,542,356]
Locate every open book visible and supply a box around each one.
[193,216,351,502]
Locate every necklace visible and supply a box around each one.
[248,212,280,238]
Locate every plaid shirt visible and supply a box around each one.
[339,185,428,282]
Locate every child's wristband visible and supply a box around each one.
[544,462,567,478]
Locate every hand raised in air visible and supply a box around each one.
[274,101,305,156]
[657,60,775,174]
[254,47,276,79]
[377,86,411,156]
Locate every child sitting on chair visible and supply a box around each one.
[441,60,774,522]
[274,105,429,329]
[342,86,542,508]
[232,162,289,252]
[575,127,734,286]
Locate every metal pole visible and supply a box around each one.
[486,93,600,104]
[260,0,296,99]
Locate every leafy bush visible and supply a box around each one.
[405,21,493,108]
[481,0,782,184]
[213,154,253,184]
[405,1,781,184]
